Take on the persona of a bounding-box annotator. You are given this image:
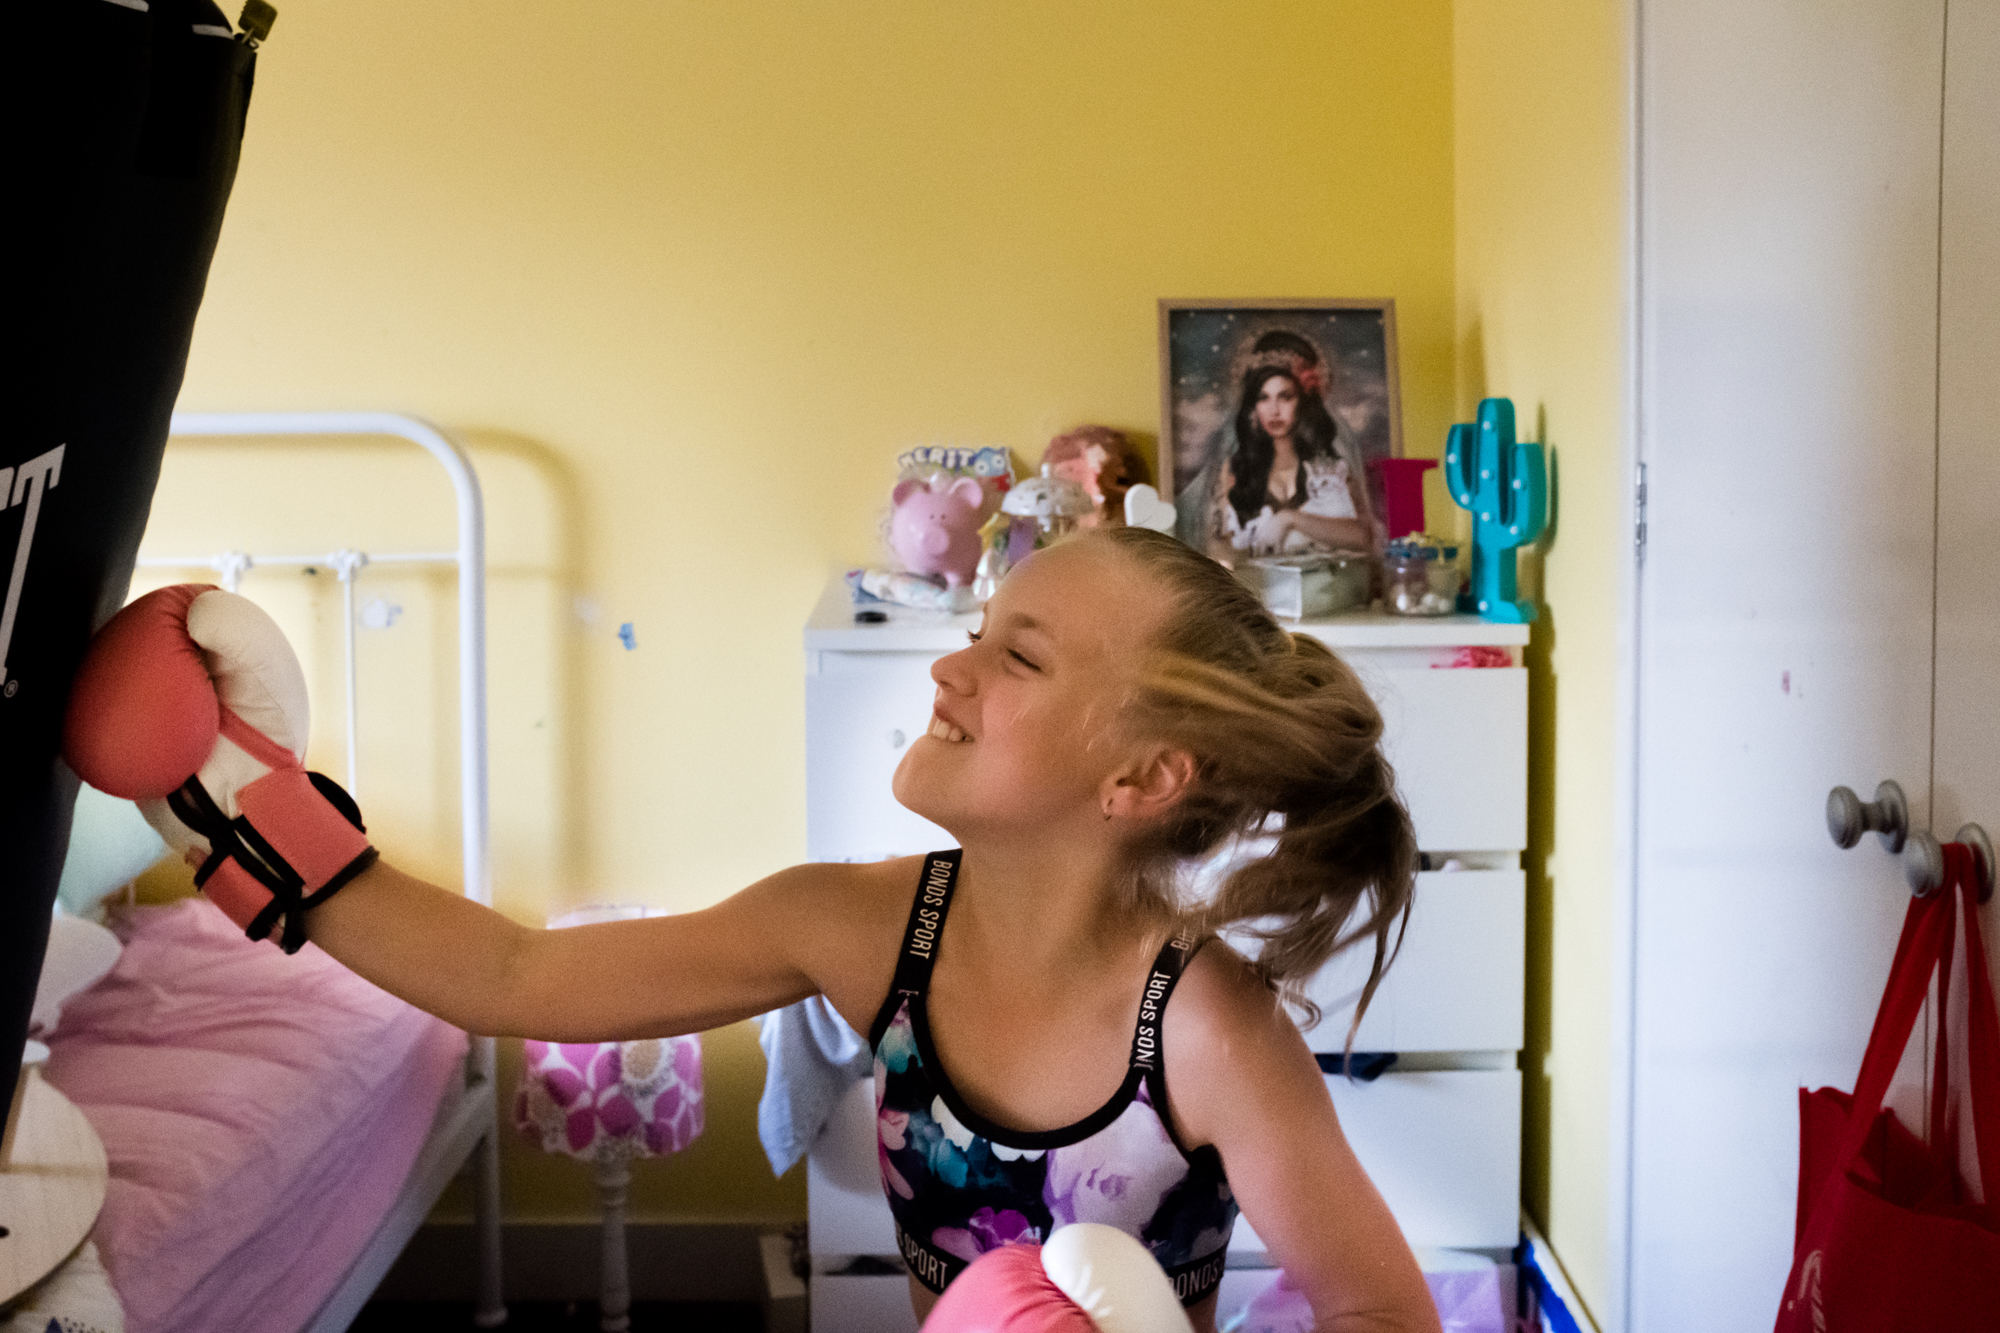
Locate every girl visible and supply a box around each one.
[113,528,1441,1332]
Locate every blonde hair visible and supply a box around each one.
[1100,527,1418,1045]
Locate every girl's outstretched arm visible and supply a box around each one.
[61,583,893,1039]
[305,857,901,1041]
[1165,950,1443,1333]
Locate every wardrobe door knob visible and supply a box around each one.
[1904,831,1944,898]
[1826,780,1908,853]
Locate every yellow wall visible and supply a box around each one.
[165,0,1461,1225]
[1454,1,1627,1321]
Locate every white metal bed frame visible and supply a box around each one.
[140,411,506,1330]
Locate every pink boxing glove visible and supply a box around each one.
[922,1226,1194,1333]
[923,1244,1097,1333]
[64,584,376,953]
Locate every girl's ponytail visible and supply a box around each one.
[1102,529,1419,1047]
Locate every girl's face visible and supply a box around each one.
[892,540,1165,839]
[1255,375,1300,441]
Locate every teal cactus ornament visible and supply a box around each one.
[1444,397,1547,623]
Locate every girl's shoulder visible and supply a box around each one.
[768,855,929,1030]
[788,851,927,895]
[1168,937,1294,1051]
[1161,938,1318,1145]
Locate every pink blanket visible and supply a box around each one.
[44,899,468,1333]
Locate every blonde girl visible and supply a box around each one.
[93,527,1442,1333]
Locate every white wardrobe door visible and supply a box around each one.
[1932,0,2000,967]
[1632,2,1946,1329]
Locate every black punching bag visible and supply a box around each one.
[3,0,266,1112]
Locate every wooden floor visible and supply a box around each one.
[351,1302,764,1331]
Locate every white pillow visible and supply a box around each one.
[30,912,123,1040]
[57,782,169,917]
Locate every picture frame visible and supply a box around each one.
[1158,299,1402,563]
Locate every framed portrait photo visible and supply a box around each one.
[1159,299,1402,563]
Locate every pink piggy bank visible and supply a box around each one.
[890,476,986,588]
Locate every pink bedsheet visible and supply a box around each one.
[44,898,468,1333]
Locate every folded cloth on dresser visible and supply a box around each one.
[756,996,872,1175]
[42,898,467,1333]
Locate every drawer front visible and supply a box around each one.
[807,1077,898,1257]
[1216,1269,1287,1315]
[810,1274,920,1333]
[1216,1256,1506,1324]
[1228,1069,1521,1255]
[1364,667,1526,852]
[805,652,952,862]
[1299,870,1525,1053]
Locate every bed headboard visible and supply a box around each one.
[141,413,490,908]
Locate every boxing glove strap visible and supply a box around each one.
[167,772,376,954]
[217,705,299,772]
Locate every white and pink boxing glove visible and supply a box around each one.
[922,1224,1195,1333]
[63,584,376,953]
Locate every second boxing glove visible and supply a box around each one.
[1038,1224,1194,1333]
[65,584,376,953]
[922,1242,1098,1333]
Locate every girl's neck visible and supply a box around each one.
[948,832,1156,979]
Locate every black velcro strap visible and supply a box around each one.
[245,891,297,951]
[168,775,357,955]
[169,777,293,901]
[308,772,366,832]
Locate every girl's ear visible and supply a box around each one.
[1103,747,1197,823]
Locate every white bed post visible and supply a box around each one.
[167,412,507,1327]
[419,414,508,1332]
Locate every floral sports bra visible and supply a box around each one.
[867,851,1239,1307]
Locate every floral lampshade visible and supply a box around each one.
[511,905,705,1162]
[515,1034,703,1161]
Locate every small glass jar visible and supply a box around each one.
[1383,538,1464,616]
[1001,464,1095,548]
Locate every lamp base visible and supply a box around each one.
[596,1155,632,1333]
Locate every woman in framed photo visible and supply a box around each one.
[1213,331,1381,559]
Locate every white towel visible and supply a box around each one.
[756,996,873,1176]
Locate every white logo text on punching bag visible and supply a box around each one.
[905,857,955,963]
[1130,935,1194,1071]
[0,445,65,694]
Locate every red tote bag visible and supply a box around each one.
[1775,844,2000,1331]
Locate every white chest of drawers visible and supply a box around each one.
[798,576,1529,1329]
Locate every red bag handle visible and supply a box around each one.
[1831,845,2000,1201]
[1947,849,2000,1199]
